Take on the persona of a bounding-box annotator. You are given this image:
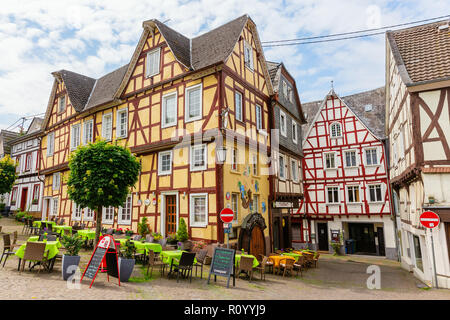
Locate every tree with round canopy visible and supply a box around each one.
[0,155,18,196]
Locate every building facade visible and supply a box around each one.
[266,61,306,251]
[0,129,20,205]
[299,88,396,259]
[38,15,274,256]
[9,118,44,216]
[386,21,450,287]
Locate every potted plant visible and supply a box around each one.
[151,232,162,243]
[119,239,135,282]
[115,228,123,235]
[330,231,344,256]
[166,233,178,248]
[125,228,133,237]
[176,218,191,250]
[61,234,83,280]
[137,217,151,239]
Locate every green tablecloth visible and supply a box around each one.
[235,254,259,268]
[76,229,98,241]
[15,236,61,260]
[160,250,197,266]
[33,221,57,230]
[53,225,72,236]
[117,239,162,254]
[281,252,302,260]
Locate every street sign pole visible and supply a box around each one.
[429,228,439,289]
[420,210,440,289]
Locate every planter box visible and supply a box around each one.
[118,257,135,282]
[62,255,81,281]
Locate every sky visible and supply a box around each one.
[0,0,449,131]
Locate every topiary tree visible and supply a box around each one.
[67,139,141,247]
[0,155,18,196]
[138,216,151,238]
[176,218,189,242]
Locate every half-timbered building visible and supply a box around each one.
[39,15,274,256]
[386,20,450,287]
[266,61,306,251]
[299,87,396,259]
[9,118,44,217]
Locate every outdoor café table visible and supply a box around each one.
[33,220,57,230]
[280,252,302,260]
[15,236,61,271]
[117,239,163,255]
[268,254,296,274]
[53,225,72,236]
[76,229,98,241]
[160,250,197,277]
[234,254,260,268]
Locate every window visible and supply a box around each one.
[252,194,259,213]
[330,122,342,138]
[393,139,398,164]
[326,186,340,204]
[158,150,172,175]
[52,172,60,191]
[235,91,243,122]
[280,111,287,137]
[291,159,299,182]
[25,153,32,172]
[162,92,177,128]
[255,104,262,130]
[83,119,94,145]
[365,148,378,165]
[231,193,239,224]
[292,121,298,144]
[116,109,128,138]
[244,40,254,70]
[231,148,238,171]
[102,206,114,224]
[190,144,207,171]
[10,187,18,204]
[190,194,208,227]
[52,197,58,216]
[71,124,81,150]
[32,184,40,203]
[252,154,259,176]
[347,186,360,203]
[344,150,357,167]
[15,156,20,173]
[146,48,160,77]
[102,113,113,141]
[47,132,55,156]
[282,81,288,99]
[84,208,94,221]
[324,152,336,169]
[58,95,66,113]
[279,154,286,179]
[288,87,293,103]
[369,185,383,202]
[185,84,202,122]
[118,195,132,225]
[72,202,82,221]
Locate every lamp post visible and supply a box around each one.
[216,146,228,246]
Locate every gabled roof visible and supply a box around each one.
[302,87,386,141]
[387,20,450,85]
[26,117,43,134]
[266,61,281,92]
[0,130,21,155]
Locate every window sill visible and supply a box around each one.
[344,166,359,169]
[368,201,384,204]
[190,167,207,172]
[158,171,172,176]
[365,164,380,167]
[190,224,208,228]
[330,136,343,139]
[251,174,260,178]
[347,202,362,205]
[145,72,160,79]
[230,170,241,175]
[185,117,202,124]
[161,123,177,129]
[326,203,340,206]
[324,168,338,171]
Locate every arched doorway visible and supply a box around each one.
[238,212,267,257]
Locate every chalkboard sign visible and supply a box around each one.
[105,248,119,278]
[207,247,235,288]
[84,247,107,279]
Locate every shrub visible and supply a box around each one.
[176,218,188,242]
[0,155,17,195]
[137,217,151,238]
[61,234,83,256]
[123,239,135,259]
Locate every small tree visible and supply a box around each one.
[67,140,141,247]
[137,217,151,238]
[0,155,17,195]
[176,218,189,242]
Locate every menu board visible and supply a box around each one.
[207,247,235,288]
[84,247,107,279]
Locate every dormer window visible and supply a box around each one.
[244,40,254,70]
[146,48,161,78]
[59,95,66,113]
[330,122,342,138]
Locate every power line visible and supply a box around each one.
[261,14,450,47]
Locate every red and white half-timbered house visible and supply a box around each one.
[299,87,396,259]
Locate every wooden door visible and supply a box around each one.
[349,223,376,254]
[250,226,265,257]
[165,195,177,235]
[317,223,329,251]
[20,188,28,211]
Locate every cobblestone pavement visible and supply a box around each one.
[1,217,449,300]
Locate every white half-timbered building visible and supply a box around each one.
[299,87,396,259]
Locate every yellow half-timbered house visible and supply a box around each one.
[39,15,274,256]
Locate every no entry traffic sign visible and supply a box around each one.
[419,211,440,229]
[220,208,234,223]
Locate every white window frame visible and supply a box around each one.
[244,40,254,71]
[146,47,161,78]
[158,150,173,175]
[102,113,113,141]
[162,91,178,128]
[51,197,58,216]
[280,110,287,137]
[324,152,337,169]
[365,148,379,166]
[72,202,82,221]
[291,159,299,182]
[344,150,358,168]
[84,207,94,221]
[235,91,243,122]
[118,194,132,225]
[116,108,128,139]
[255,104,262,130]
[252,154,259,176]
[102,206,115,224]
[252,194,259,213]
[70,124,81,150]
[52,172,60,191]
[330,122,342,138]
[346,185,361,204]
[279,154,286,180]
[326,186,340,204]
[189,193,208,227]
[47,132,55,156]
[190,144,207,171]
[185,83,202,123]
[292,121,298,144]
[368,184,383,203]
[231,193,239,224]
[83,119,94,145]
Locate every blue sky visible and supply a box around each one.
[0,0,449,131]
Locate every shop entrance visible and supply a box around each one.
[348,223,377,254]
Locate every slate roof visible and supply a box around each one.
[302,87,386,140]
[53,70,96,111]
[387,20,450,85]
[0,130,21,155]
[266,61,281,92]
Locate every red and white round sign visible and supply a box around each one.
[220,208,234,223]
[419,211,440,229]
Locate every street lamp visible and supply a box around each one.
[216,146,227,164]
